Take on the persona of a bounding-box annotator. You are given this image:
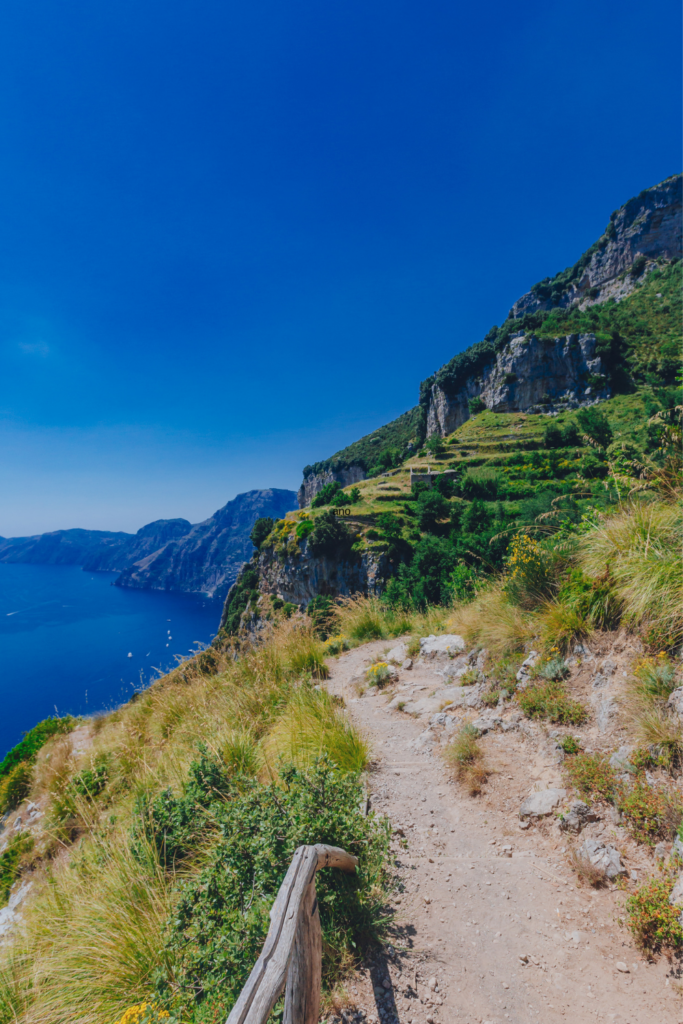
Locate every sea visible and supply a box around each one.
[0,563,223,760]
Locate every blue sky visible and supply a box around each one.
[0,0,680,536]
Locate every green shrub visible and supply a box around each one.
[0,761,33,813]
[153,759,390,1019]
[517,680,588,725]
[576,407,613,448]
[0,833,34,905]
[564,752,618,800]
[468,397,486,414]
[0,715,76,779]
[619,781,682,847]
[481,689,501,708]
[504,534,557,608]
[365,662,392,688]
[460,467,500,500]
[559,735,581,755]
[311,481,343,508]
[307,595,337,639]
[308,511,355,558]
[296,518,314,540]
[535,656,570,681]
[249,517,274,551]
[626,871,683,953]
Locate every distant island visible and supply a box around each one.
[0,488,298,602]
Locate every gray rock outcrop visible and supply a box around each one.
[298,465,367,509]
[667,688,683,722]
[255,538,387,608]
[577,839,625,880]
[426,332,610,436]
[560,800,599,834]
[519,788,566,819]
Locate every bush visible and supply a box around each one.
[0,715,76,779]
[564,752,618,801]
[296,518,314,540]
[580,502,683,647]
[0,833,34,904]
[155,759,390,1019]
[460,467,500,500]
[249,517,274,551]
[576,407,613,448]
[626,871,683,953]
[416,489,451,534]
[544,423,563,449]
[311,481,343,508]
[517,680,588,725]
[468,397,486,414]
[559,735,580,755]
[308,511,355,559]
[365,663,392,688]
[619,781,682,846]
[307,595,337,639]
[425,436,445,456]
[504,534,557,608]
[0,761,33,813]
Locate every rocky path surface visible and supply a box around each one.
[324,639,681,1024]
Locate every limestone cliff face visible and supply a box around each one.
[426,332,608,436]
[512,174,681,316]
[116,489,298,600]
[297,465,367,508]
[255,540,387,608]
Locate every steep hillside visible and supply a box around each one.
[115,488,298,600]
[299,174,681,504]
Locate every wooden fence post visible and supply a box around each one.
[283,876,322,1024]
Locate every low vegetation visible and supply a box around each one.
[444,725,488,795]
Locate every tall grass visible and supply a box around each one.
[580,501,683,646]
[263,687,370,774]
[449,586,535,657]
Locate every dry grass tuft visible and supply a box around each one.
[569,847,609,888]
[262,686,370,775]
[444,724,488,795]
[449,586,535,658]
[579,501,683,647]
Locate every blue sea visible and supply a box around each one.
[0,563,222,760]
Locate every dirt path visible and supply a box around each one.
[324,639,681,1024]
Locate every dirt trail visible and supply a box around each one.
[323,639,681,1024]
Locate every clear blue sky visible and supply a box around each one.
[0,0,680,536]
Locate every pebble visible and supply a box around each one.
[616,961,629,972]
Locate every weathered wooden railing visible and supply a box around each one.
[226,844,358,1024]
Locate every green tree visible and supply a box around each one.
[250,517,274,551]
[416,490,451,535]
[577,407,613,448]
[468,396,486,414]
[309,511,354,558]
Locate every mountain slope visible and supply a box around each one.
[115,488,298,600]
[299,174,681,502]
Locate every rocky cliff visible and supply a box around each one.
[116,488,298,600]
[426,331,609,436]
[422,174,681,438]
[256,540,386,608]
[297,465,366,508]
[512,174,681,317]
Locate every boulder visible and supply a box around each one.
[560,800,599,834]
[667,687,683,722]
[386,643,406,663]
[516,652,539,682]
[440,684,484,710]
[419,634,466,659]
[577,838,625,880]
[609,746,633,772]
[402,658,413,670]
[519,788,566,819]
[669,872,683,908]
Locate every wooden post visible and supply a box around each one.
[283,876,322,1024]
[225,845,357,1024]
